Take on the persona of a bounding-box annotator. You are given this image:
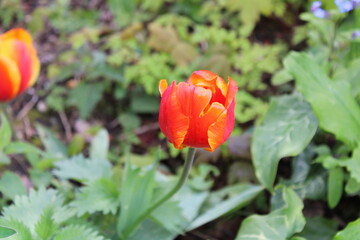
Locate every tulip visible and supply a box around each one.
[0,28,40,102]
[159,70,237,152]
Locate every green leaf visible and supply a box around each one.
[34,208,58,239]
[150,200,186,233]
[36,124,67,158]
[1,188,72,234]
[53,225,107,240]
[284,52,360,148]
[0,113,11,150]
[327,167,344,209]
[117,160,157,238]
[187,184,263,231]
[106,0,135,28]
[90,129,109,161]
[298,217,338,240]
[334,218,360,240]
[128,219,176,240]
[0,225,16,238]
[0,220,32,240]
[235,187,305,240]
[0,151,10,165]
[252,94,318,189]
[53,154,112,183]
[68,82,105,119]
[70,178,120,216]
[0,171,26,199]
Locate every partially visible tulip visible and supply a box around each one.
[0,28,40,102]
[159,70,237,152]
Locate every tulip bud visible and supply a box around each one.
[159,70,238,152]
[0,28,40,102]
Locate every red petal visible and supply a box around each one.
[207,100,235,151]
[0,56,21,102]
[159,81,189,149]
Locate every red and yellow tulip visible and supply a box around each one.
[0,28,40,102]
[159,70,237,152]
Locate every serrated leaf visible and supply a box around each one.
[252,94,318,189]
[90,129,109,161]
[35,208,58,239]
[187,184,263,231]
[151,200,186,234]
[0,225,16,238]
[53,154,112,183]
[0,220,32,240]
[53,225,107,240]
[235,187,305,240]
[0,113,11,150]
[128,219,176,240]
[36,124,67,158]
[284,52,360,148]
[1,188,71,233]
[70,178,120,216]
[0,171,26,199]
[334,218,360,240]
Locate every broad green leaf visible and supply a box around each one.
[53,154,112,183]
[70,178,120,216]
[0,225,16,238]
[0,113,11,150]
[53,225,107,240]
[327,167,344,209]
[252,94,318,189]
[90,129,109,161]
[334,218,360,240]
[284,52,360,148]
[36,124,67,158]
[128,219,176,240]
[235,187,305,240]
[151,200,186,233]
[34,208,58,239]
[187,184,263,231]
[298,217,338,240]
[0,151,10,166]
[0,171,26,199]
[117,160,157,238]
[4,142,43,155]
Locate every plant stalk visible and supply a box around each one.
[0,103,17,140]
[123,147,197,238]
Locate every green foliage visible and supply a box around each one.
[53,225,108,240]
[235,187,305,240]
[284,52,360,148]
[252,94,318,189]
[0,0,24,27]
[0,226,16,239]
[0,171,26,199]
[334,219,360,240]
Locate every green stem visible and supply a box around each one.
[0,103,17,140]
[123,147,197,238]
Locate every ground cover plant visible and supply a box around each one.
[0,0,360,239]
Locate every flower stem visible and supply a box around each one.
[0,103,17,140]
[123,147,197,238]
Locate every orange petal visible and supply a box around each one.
[159,79,168,96]
[176,82,212,117]
[0,28,33,45]
[159,82,189,149]
[183,102,226,149]
[225,77,237,108]
[207,100,235,151]
[0,56,21,102]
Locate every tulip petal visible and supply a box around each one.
[159,79,168,96]
[207,100,235,151]
[159,82,189,149]
[176,82,212,117]
[0,28,33,45]
[0,56,21,101]
[225,77,237,108]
